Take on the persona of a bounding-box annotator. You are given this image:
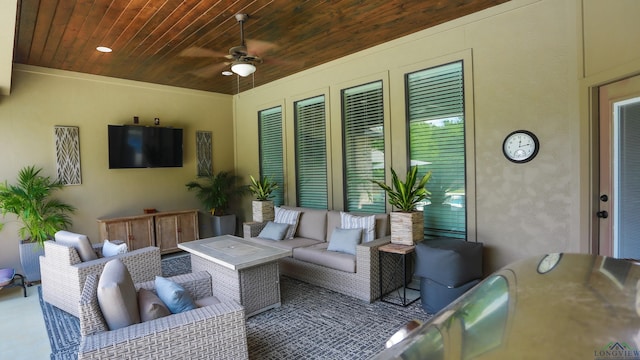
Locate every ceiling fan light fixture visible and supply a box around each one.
[96,46,112,53]
[231,62,256,77]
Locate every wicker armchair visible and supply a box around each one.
[39,240,162,317]
[78,271,248,360]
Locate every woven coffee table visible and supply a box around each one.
[178,235,291,317]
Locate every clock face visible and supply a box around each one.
[537,253,563,274]
[503,130,539,163]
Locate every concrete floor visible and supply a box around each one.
[0,284,51,360]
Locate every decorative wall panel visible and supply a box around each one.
[54,126,81,185]
[196,131,213,176]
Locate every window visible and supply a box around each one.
[342,81,386,213]
[295,95,328,209]
[258,106,285,206]
[407,61,466,238]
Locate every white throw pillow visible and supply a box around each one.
[102,240,128,257]
[340,212,376,243]
[274,207,301,239]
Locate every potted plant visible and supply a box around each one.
[0,166,75,283]
[372,166,431,245]
[186,171,246,236]
[248,175,279,222]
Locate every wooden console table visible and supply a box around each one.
[97,209,199,254]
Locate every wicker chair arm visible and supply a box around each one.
[43,240,83,265]
[358,236,391,250]
[79,274,109,336]
[78,301,247,359]
[74,246,162,283]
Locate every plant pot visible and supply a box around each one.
[212,214,236,236]
[390,211,424,245]
[252,200,275,222]
[19,240,44,284]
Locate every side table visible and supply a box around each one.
[379,243,420,306]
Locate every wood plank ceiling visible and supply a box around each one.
[13,0,509,95]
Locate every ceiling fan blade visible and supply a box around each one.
[179,46,226,58]
[246,39,278,57]
[189,63,228,78]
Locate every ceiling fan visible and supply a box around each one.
[179,13,272,78]
[226,13,262,77]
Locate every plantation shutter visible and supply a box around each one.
[258,106,285,206]
[407,61,466,238]
[342,81,386,213]
[295,95,328,209]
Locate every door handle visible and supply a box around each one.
[596,211,609,219]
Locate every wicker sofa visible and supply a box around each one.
[78,271,248,360]
[243,206,390,302]
[39,240,162,317]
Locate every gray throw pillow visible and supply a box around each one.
[55,230,98,262]
[138,288,171,322]
[327,228,363,255]
[258,221,290,241]
[97,259,141,330]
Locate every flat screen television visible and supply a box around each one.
[108,125,183,168]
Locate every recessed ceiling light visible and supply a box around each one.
[222,71,233,76]
[96,46,112,53]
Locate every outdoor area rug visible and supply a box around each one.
[39,253,432,359]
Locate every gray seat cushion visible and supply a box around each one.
[250,237,322,252]
[293,243,356,273]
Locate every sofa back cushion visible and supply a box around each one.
[55,230,98,262]
[282,206,327,241]
[97,259,141,330]
[328,211,390,242]
[373,213,390,238]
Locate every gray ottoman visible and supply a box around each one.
[414,239,483,313]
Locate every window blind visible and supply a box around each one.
[258,106,285,206]
[295,95,328,209]
[407,61,466,238]
[342,81,386,213]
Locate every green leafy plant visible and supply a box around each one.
[186,171,246,216]
[0,166,75,246]
[248,175,279,201]
[371,166,432,212]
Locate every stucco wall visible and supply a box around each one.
[233,0,640,272]
[0,65,233,273]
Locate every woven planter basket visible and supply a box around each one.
[390,211,424,245]
[252,200,275,222]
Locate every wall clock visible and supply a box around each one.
[537,253,562,274]
[502,130,539,163]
